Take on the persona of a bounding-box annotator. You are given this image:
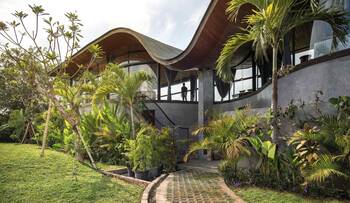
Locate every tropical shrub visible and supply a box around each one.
[125,124,175,172]
[288,96,350,197]
[34,108,65,149]
[216,96,350,199]
[80,103,131,165]
[93,63,154,138]
[125,124,156,172]
[156,128,177,172]
[0,109,26,142]
[218,129,302,191]
[185,108,271,164]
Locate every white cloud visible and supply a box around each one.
[0,0,210,50]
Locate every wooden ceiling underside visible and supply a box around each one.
[64,0,255,74]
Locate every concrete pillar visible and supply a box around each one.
[197,68,214,159]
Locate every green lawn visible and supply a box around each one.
[84,161,125,172]
[0,143,143,203]
[232,186,350,203]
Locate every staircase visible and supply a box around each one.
[140,99,191,162]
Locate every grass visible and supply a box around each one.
[83,161,125,171]
[232,186,350,203]
[0,143,143,203]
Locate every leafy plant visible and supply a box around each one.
[0,109,25,141]
[0,4,105,169]
[155,128,177,172]
[216,0,349,142]
[289,96,350,195]
[185,109,269,166]
[125,125,155,172]
[329,96,350,120]
[80,103,131,165]
[93,63,154,138]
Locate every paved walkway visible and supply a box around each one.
[151,168,244,203]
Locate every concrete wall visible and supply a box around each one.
[144,102,198,129]
[214,54,350,114]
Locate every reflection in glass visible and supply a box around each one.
[310,0,350,58]
[214,55,262,102]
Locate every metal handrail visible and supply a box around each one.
[141,95,189,131]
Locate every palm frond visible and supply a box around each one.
[92,85,116,105]
[0,123,10,131]
[183,139,214,162]
[335,135,350,157]
[223,137,250,160]
[281,3,349,47]
[226,0,268,21]
[216,32,255,82]
[305,155,348,183]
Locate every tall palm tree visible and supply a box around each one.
[93,63,154,139]
[216,0,349,142]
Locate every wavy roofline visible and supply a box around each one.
[66,0,247,71]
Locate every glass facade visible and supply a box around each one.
[311,0,350,57]
[114,51,198,102]
[214,54,262,102]
[293,0,350,65]
[159,69,198,102]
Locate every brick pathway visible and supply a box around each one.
[151,169,244,203]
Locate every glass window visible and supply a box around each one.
[214,55,262,102]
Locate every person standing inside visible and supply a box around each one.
[181,83,188,101]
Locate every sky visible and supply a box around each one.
[0,0,211,50]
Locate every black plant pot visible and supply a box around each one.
[127,166,135,178]
[135,170,149,181]
[157,164,163,176]
[148,167,158,179]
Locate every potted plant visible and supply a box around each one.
[124,139,137,178]
[131,130,154,180]
[158,128,177,173]
[126,162,135,177]
[149,132,162,178]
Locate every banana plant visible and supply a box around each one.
[247,136,278,176]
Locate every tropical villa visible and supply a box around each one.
[63,0,350,160]
[2,0,350,202]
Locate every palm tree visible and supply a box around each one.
[216,0,349,142]
[93,63,154,139]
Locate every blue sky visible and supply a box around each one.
[0,0,210,50]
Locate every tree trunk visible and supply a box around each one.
[40,100,52,157]
[35,86,97,169]
[72,125,97,169]
[74,133,84,162]
[271,46,279,143]
[130,102,135,139]
[21,122,30,144]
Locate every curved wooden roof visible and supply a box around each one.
[66,0,253,73]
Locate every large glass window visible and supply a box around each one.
[214,56,262,102]
[159,68,198,102]
[292,0,350,65]
[129,63,158,100]
[110,50,198,102]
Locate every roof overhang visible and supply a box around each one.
[63,0,254,74]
